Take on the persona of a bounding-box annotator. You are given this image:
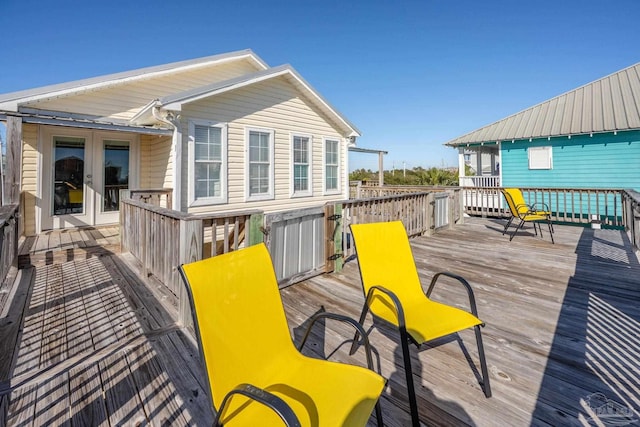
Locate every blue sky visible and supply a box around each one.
[1,0,639,171]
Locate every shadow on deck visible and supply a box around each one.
[1,218,639,426]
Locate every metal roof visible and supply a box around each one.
[0,49,267,110]
[446,62,640,146]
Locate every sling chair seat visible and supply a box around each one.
[180,243,385,427]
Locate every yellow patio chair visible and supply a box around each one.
[349,221,491,427]
[501,188,554,243]
[179,243,385,427]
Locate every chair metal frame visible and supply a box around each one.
[179,244,385,427]
[349,222,491,427]
[501,188,555,244]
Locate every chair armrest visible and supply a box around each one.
[298,310,376,371]
[214,383,301,427]
[366,285,407,329]
[426,272,481,319]
[530,202,550,213]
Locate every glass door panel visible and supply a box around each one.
[103,141,130,212]
[53,137,85,215]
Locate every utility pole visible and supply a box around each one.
[403,161,406,178]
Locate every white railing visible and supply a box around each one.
[459,175,500,188]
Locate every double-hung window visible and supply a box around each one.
[292,134,311,196]
[324,139,340,193]
[188,120,226,206]
[246,128,274,201]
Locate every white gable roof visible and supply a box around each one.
[130,64,361,137]
[0,50,268,112]
[446,62,640,146]
[0,50,360,137]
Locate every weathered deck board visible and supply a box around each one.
[1,219,639,426]
[279,218,640,426]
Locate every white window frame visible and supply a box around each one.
[290,133,313,197]
[323,138,341,194]
[245,127,275,201]
[528,146,553,170]
[187,119,227,207]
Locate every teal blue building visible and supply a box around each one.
[447,62,640,192]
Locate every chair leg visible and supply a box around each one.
[350,303,370,355]
[347,305,385,426]
[509,219,525,241]
[474,325,492,398]
[503,216,514,235]
[374,400,384,427]
[398,326,420,427]
[547,219,555,244]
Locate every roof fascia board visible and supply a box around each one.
[448,129,636,147]
[0,49,268,110]
[128,100,160,126]
[286,66,361,137]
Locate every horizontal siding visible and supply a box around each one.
[21,124,39,235]
[501,130,640,191]
[180,75,348,214]
[23,59,262,120]
[139,135,172,189]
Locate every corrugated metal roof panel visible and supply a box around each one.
[601,77,616,130]
[627,69,640,128]
[446,62,640,145]
[570,87,584,134]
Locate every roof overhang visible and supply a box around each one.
[133,65,361,138]
[1,109,173,136]
[0,49,268,112]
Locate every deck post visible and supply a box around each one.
[4,116,22,206]
[247,212,264,246]
[333,204,344,272]
[177,218,203,328]
[324,204,335,273]
[425,192,435,236]
[448,190,455,230]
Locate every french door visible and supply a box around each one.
[41,127,138,231]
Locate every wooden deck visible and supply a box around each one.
[2,219,640,426]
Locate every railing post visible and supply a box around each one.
[333,204,344,272]
[448,190,455,230]
[425,192,435,236]
[325,204,335,273]
[177,218,203,329]
[247,212,264,246]
[456,188,465,225]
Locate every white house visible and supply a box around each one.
[0,50,360,235]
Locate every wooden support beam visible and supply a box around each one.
[247,213,264,246]
[378,151,384,187]
[4,116,22,205]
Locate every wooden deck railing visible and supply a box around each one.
[463,187,626,226]
[0,204,19,286]
[127,188,173,208]
[119,197,262,330]
[350,184,458,199]
[622,189,640,253]
[326,189,462,271]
